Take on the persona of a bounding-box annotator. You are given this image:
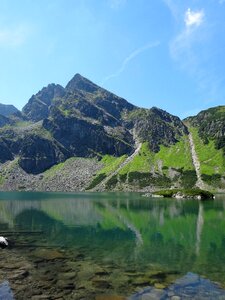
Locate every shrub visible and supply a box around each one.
[105,175,118,189]
[87,173,106,189]
[180,170,197,188]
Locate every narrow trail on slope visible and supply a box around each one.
[188,132,205,189]
[92,143,142,191]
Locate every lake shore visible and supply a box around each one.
[143,189,215,200]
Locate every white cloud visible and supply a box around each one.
[102,41,160,85]
[169,6,222,103]
[0,25,31,48]
[170,8,205,60]
[185,8,204,28]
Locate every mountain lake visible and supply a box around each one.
[1,191,225,299]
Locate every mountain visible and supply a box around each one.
[0,74,224,192]
[0,103,19,117]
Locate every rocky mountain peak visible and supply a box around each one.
[65,73,100,93]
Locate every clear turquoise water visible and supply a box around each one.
[0,191,225,298]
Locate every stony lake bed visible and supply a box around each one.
[1,192,225,299]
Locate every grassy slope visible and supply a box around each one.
[91,136,196,190]
[119,142,154,174]
[119,136,194,175]
[154,135,193,172]
[43,160,71,179]
[87,155,127,189]
[190,127,225,175]
[99,155,127,175]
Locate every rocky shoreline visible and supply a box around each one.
[143,189,215,200]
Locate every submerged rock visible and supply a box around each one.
[129,272,225,299]
[0,281,14,300]
[96,296,126,300]
[92,278,112,289]
[32,249,64,260]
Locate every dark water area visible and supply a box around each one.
[0,192,225,299]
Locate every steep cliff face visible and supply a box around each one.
[123,107,188,151]
[43,108,133,158]
[0,138,14,163]
[22,84,65,122]
[18,135,69,174]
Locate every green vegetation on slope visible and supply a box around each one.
[119,142,154,174]
[100,155,127,174]
[87,154,127,189]
[89,133,219,191]
[154,135,193,171]
[119,137,193,176]
[115,138,196,189]
[190,127,225,176]
[43,161,66,179]
[115,142,171,189]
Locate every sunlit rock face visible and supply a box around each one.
[0,74,189,175]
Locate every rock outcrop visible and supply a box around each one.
[0,103,19,117]
[22,84,65,122]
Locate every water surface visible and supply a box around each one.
[0,192,225,299]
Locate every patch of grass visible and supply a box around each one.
[119,142,154,174]
[87,154,127,189]
[154,135,193,171]
[44,157,82,179]
[123,108,148,121]
[44,161,66,178]
[190,127,225,175]
[0,175,5,185]
[100,155,127,175]
[30,125,53,140]
[14,121,33,127]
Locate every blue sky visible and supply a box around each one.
[0,0,225,118]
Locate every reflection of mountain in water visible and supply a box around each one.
[0,198,101,227]
[1,192,225,284]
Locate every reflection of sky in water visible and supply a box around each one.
[0,192,225,284]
